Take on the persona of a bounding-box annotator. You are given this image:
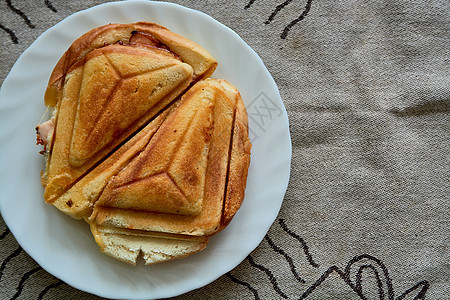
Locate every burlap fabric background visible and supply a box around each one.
[1,0,448,299]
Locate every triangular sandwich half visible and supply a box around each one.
[53,78,250,264]
[36,22,217,207]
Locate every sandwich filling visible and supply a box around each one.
[35,119,54,154]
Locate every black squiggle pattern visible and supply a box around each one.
[355,264,385,299]
[300,265,365,299]
[44,0,57,12]
[265,0,294,24]
[396,280,429,300]
[265,235,305,283]
[300,254,430,299]
[247,254,288,299]
[11,266,42,300]
[281,0,313,38]
[345,254,394,299]
[38,279,64,300]
[279,218,319,268]
[0,23,18,44]
[244,0,314,38]
[244,0,256,9]
[228,220,428,298]
[0,227,10,239]
[226,272,260,300]
[5,0,35,28]
[0,245,22,281]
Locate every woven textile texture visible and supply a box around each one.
[1,0,448,299]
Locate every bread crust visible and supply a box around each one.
[42,22,218,204]
[86,79,250,264]
[89,79,250,236]
[45,22,217,107]
[43,46,194,203]
[90,224,208,265]
[216,80,252,229]
[38,23,249,265]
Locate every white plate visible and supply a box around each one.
[0,1,291,299]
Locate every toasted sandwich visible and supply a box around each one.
[36,23,251,265]
[88,79,251,265]
[36,22,217,205]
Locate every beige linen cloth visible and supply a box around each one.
[0,0,448,299]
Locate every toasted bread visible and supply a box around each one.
[50,101,179,219]
[40,23,217,204]
[90,224,208,265]
[36,23,250,265]
[87,79,250,264]
[91,223,208,265]
[89,79,250,234]
[44,22,217,107]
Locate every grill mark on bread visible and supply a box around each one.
[48,94,183,203]
[107,106,197,203]
[84,126,159,210]
[106,171,187,204]
[221,97,238,227]
[68,65,118,166]
[113,171,164,190]
[129,102,195,180]
[69,45,181,74]
[67,64,86,166]
[201,92,217,217]
[114,72,192,145]
[164,105,203,186]
[121,65,178,79]
[166,172,187,198]
[84,78,121,141]
[103,52,123,78]
[102,48,178,79]
[95,226,206,239]
[69,52,120,162]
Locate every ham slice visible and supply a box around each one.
[36,119,54,153]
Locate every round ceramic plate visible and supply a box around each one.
[0,1,291,299]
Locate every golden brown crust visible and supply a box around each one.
[45,22,217,107]
[51,103,177,219]
[68,45,189,166]
[45,23,138,107]
[133,22,218,80]
[89,79,251,238]
[95,83,215,216]
[44,44,194,203]
[43,23,218,205]
[49,78,250,264]
[40,23,249,265]
[221,81,252,228]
